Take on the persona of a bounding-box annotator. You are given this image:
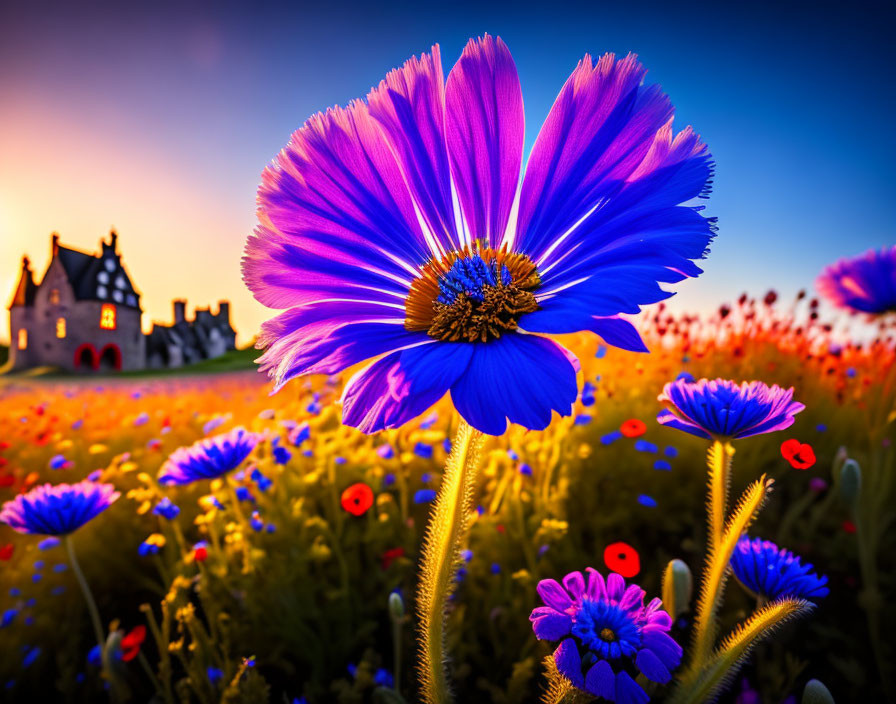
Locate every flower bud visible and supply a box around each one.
[388,591,405,621]
[662,558,692,618]
[802,679,835,704]
[838,459,861,511]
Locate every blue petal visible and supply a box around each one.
[615,670,649,704]
[636,648,672,684]
[585,660,616,700]
[553,638,584,688]
[342,342,473,433]
[450,335,578,435]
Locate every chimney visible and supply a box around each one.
[22,256,31,273]
[173,299,186,324]
[217,300,230,320]
[109,228,118,253]
[51,232,59,256]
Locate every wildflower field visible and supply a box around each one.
[1,297,892,703]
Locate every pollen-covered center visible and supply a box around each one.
[405,244,540,343]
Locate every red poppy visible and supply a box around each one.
[120,625,146,662]
[193,546,208,562]
[781,439,816,470]
[0,458,7,468]
[842,519,856,534]
[0,544,13,561]
[620,419,647,438]
[341,483,374,516]
[381,547,405,570]
[603,541,641,578]
[0,441,10,451]
[0,473,15,488]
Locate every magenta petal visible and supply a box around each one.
[367,45,460,253]
[562,571,586,600]
[553,638,584,688]
[584,660,616,700]
[253,101,431,284]
[537,579,573,612]
[445,34,524,247]
[341,342,473,433]
[586,567,608,601]
[619,584,646,611]
[636,648,672,684]
[529,607,573,640]
[606,572,626,601]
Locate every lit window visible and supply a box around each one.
[56,317,66,338]
[17,329,27,349]
[49,289,60,304]
[100,304,117,330]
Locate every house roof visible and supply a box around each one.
[48,233,141,310]
[9,258,38,308]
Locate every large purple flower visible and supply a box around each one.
[530,569,682,703]
[816,246,896,315]
[0,481,120,536]
[657,378,804,441]
[158,427,260,485]
[244,35,715,436]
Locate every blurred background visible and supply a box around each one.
[1,0,893,347]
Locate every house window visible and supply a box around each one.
[50,289,60,304]
[17,329,27,349]
[56,317,66,338]
[100,303,117,330]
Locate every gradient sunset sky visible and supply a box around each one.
[1,0,893,346]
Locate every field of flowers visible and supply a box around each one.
[1,295,892,703]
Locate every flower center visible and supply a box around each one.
[404,244,540,343]
[571,598,642,659]
[599,628,616,642]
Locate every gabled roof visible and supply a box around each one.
[48,233,141,309]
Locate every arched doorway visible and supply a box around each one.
[73,344,98,371]
[98,344,122,371]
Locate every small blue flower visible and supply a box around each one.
[289,423,311,446]
[374,668,394,688]
[33,560,44,571]
[235,487,253,503]
[634,440,657,453]
[158,428,260,485]
[207,666,224,685]
[22,647,40,667]
[414,489,437,504]
[442,438,452,453]
[152,497,180,520]
[653,460,672,471]
[37,537,60,551]
[663,446,678,458]
[1,608,18,628]
[575,414,592,425]
[600,431,622,446]
[87,645,102,667]
[491,563,501,574]
[382,473,396,487]
[637,495,657,508]
[730,537,828,601]
[49,455,69,470]
[461,549,473,562]
[414,442,433,459]
[53,563,67,573]
[519,463,533,476]
[376,444,395,459]
[251,468,273,492]
[273,446,292,465]
[595,345,607,359]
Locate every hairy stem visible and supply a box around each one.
[417,419,484,704]
[66,535,106,650]
[706,441,733,557]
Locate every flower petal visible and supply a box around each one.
[562,571,586,601]
[521,308,648,353]
[256,304,428,390]
[641,630,684,669]
[636,648,672,684]
[341,342,473,433]
[368,44,460,254]
[450,334,578,435]
[615,670,649,704]
[553,638,584,688]
[251,99,433,295]
[445,34,524,247]
[529,606,573,640]
[585,659,616,700]
[656,409,712,440]
[537,578,573,612]
[606,572,626,602]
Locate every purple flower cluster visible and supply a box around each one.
[531,568,682,702]
[817,246,896,315]
[0,481,119,536]
[158,427,260,485]
[657,378,804,441]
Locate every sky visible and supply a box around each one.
[1,0,893,346]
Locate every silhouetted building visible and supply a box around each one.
[7,231,235,372]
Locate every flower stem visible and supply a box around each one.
[66,535,106,650]
[417,419,484,704]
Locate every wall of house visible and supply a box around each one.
[8,306,35,370]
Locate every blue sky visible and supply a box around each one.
[1,0,893,343]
